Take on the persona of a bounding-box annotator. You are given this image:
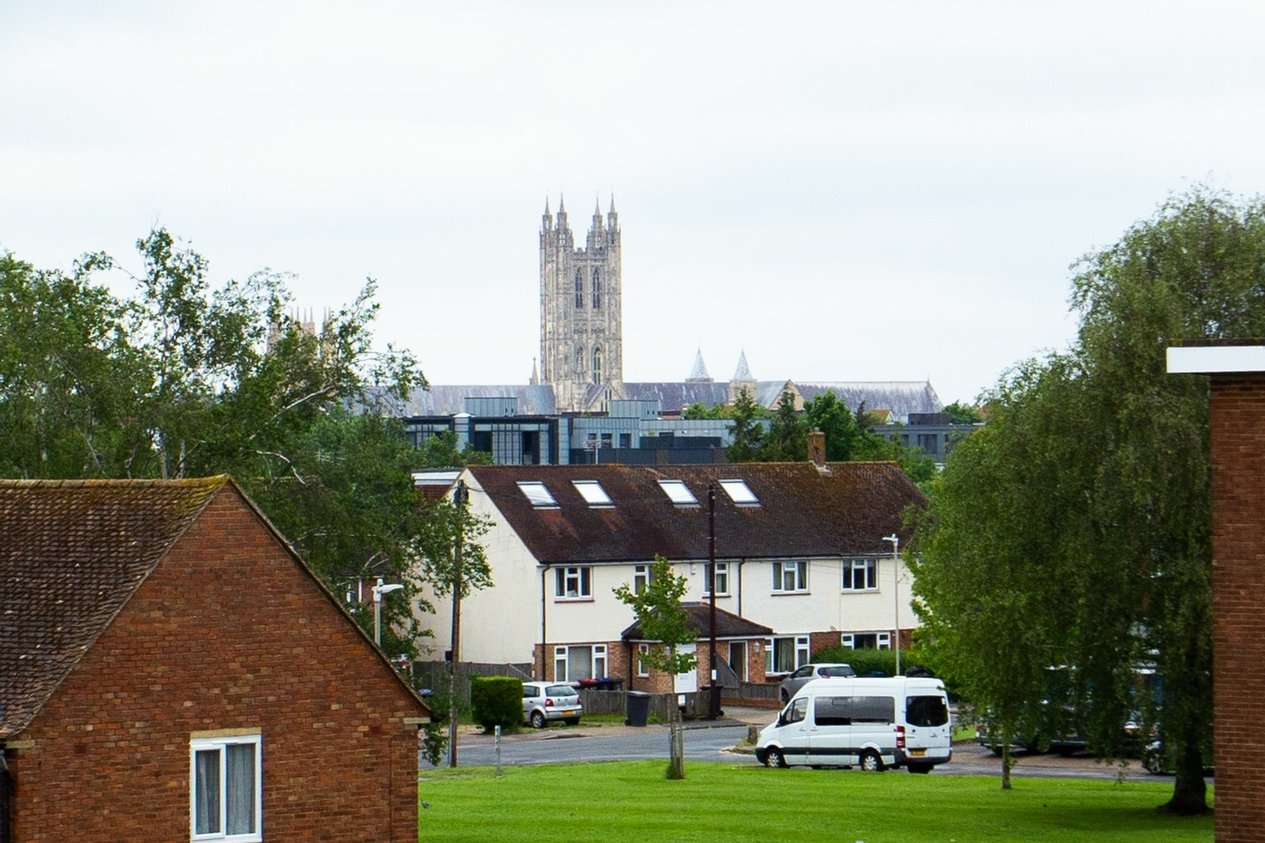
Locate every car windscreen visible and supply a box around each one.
[906,695,949,727]
[546,685,577,698]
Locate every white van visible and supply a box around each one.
[755,676,953,773]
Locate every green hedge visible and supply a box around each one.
[470,676,523,733]
[810,645,932,679]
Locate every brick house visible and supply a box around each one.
[620,603,772,696]
[417,459,924,691]
[0,477,429,843]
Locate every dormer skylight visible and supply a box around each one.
[517,481,558,508]
[572,480,614,507]
[718,478,759,506]
[657,479,698,506]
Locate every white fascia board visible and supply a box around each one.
[1167,345,1265,374]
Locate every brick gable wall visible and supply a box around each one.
[8,487,423,842]
[1210,377,1265,842]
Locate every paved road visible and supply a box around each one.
[427,717,1178,783]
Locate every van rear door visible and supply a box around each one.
[904,693,951,757]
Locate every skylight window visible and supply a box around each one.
[572,480,614,507]
[718,478,759,506]
[657,479,698,506]
[517,481,558,508]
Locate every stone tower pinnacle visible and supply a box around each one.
[539,192,623,412]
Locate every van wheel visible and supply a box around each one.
[859,750,884,772]
[765,748,787,768]
[907,763,932,774]
[530,710,547,729]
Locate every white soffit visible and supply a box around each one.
[1167,345,1265,374]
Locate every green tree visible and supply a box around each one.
[614,556,696,779]
[942,401,983,424]
[762,389,806,461]
[414,430,493,468]
[725,388,766,462]
[913,187,1265,813]
[802,390,861,460]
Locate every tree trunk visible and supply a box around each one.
[1160,725,1208,815]
[666,704,686,780]
[1000,730,1013,790]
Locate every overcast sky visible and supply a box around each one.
[4,2,1265,404]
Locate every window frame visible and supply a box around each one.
[765,635,810,675]
[633,563,655,594]
[703,561,730,597]
[772,560,808,594]
[190,733,262,842]
[554,566,593,600]
[657,479,698,506]
[841,557,879,592]
[553,643,608,681]
[717,478,759,506]
[637,643,651,677]
[517,480,558,508]
[841,631,891,650]
[572,479,614,508]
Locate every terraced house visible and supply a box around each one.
[418,454,924,695]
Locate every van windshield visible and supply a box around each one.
[906,695,949,727]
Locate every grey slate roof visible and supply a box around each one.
[0,477,227,739]
[467,462,923,565]
[364,384,558,417]
[794,381,943,421]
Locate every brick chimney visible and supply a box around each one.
[807,430,826,466]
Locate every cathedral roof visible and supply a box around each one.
[794,381,943,421]
[366,384,558,417]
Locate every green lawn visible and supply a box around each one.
[418,761,1212,842]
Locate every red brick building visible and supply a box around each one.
[1170,343,1265,841]
[0,477,429,842]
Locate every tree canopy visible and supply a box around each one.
[911,187,1265,812]
[0,229,454,659]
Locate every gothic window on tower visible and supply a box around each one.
[592,346,603,384]
[576,348,584,375]
[574,270,584,308]
[592,268,601,308]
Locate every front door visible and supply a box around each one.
[729,642,748,682]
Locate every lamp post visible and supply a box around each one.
[881,534,901,676]
[372,578,405,647]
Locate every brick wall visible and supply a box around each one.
[9,487,425,842]
[1210,376,1265,842]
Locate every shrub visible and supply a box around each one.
[470,676,523,733]
[810,645,933,679]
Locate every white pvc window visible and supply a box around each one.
[841,632,891,650]
[517,481,558,508]
[765,636,811,674]
[191,734,262,842]
[704,562,730,596]
[554,566,592,599]
[657,480,698,506]
[718,478,759,506]
[633,564,655,594]
[637,643,651,677]
[572,480,613,507]
[842,558,878,591]
[772,560,808,593]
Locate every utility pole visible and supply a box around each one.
[707,483,720,719]
[448,479,467,768]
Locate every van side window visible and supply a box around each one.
[785,697,808,724]
[814,695,895,726]
[906,695,950,727]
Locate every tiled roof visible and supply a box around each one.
[794,381,943,422]
[389,384,558,417]
[466,462,923,564]
[0,477,228,739]
[621,602,774,641]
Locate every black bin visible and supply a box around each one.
[626,690,651,727]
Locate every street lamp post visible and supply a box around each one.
[881,534,901,676]
[372,577,405,647]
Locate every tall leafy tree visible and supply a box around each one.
[913,188,1265,813]
[614,556,696,779]
[762,389,806,461]
[802,389,862,460]
[725,388,766,462]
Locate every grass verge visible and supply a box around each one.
[418,761,1211,842]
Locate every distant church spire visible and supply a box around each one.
[686,348,712,382]
[530,357,539,386]
[733,350,754,382]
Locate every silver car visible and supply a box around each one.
[779,663,856,701]
[522,681,583,728]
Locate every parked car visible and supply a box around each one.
[522,681,583,728]
[1142,738,1214,776]
[779,663,856,702]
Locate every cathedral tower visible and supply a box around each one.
[540,194,623,411]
